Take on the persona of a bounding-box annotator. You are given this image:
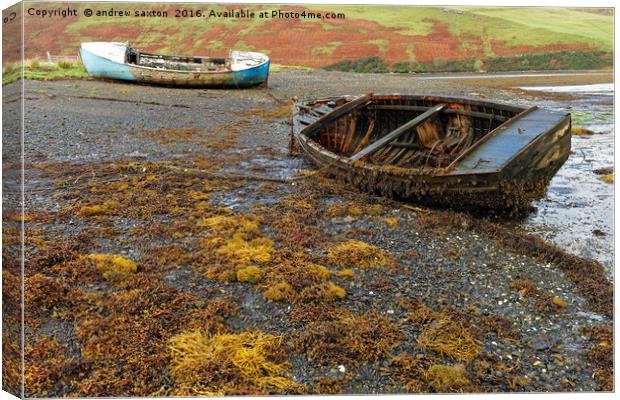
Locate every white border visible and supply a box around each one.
[0,1,616,400]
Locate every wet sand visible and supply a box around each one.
[4,70,613,396]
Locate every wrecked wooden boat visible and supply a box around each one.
[292,94,571,212]
[80,42,270,87]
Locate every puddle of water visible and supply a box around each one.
[210,155,312,211]
[219,153,314,180]
[517,83,613,96]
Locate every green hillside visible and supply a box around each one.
[4,4,614,72]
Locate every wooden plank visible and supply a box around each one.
[350,104,446,161]
[314,105,333,115]
[389,141,421,149]
[370,104,509,121]
[296,115,318,125]
[301,94,372,135]
[369,104,429,112]
[448,107,570,175]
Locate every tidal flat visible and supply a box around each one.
[2,69,613,396]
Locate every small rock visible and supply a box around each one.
[337,365,346,373]
[552,296,568,308]
[532,336,551,351]
[593,167,613,175]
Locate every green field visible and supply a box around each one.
[2,61,88,85]
[5,5,614,73]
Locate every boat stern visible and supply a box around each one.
[230,51,270,87]
[80,42,135,81]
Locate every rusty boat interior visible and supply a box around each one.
[126,47,230,72]
[294,94,535,170]
[292,94,571,212]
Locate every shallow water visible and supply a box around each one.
[509,86,614,277]
[517,83,613,96]
[416,71,611,80]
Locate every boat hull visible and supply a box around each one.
[79,47,270,88]
[292,95,571,213]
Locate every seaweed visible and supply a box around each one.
[422,364,473,393]
[86,254,137,283]
[334,269,355,280]
[167,330,305,396]
[326,202,384,218]
[24,273,84,325]
[327,239,393,269]
[293,309,401,366]
[510,276,559,313]
[584,325,613,391]
[598,174,614,184]
[311,376,349,394]
[298,281,346,302]
[380,217,400,227]
[71,274,209,396]
[263,282,297,302]
[417,319,481,361]
[200,213,274,281]
[24,337,74,397]
[236,265,264,284]
[389,353,425,392]
[78,200,121,217]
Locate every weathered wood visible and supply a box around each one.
[297,115,318,125]
[370,104,509,121]
[448,106,540,171]
[350,104,446,161]
[314,105,334,115]
[389,141,421,149]
[300,94,372,134]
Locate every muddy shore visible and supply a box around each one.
[3,70,613,395]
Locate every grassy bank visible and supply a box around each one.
[324,50,613,74]
[2,60,88,85]
[8,6,612,69]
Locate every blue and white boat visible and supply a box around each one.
[79,42,270,88]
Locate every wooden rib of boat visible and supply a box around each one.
[291,94,571,213]
[80,42,270,88]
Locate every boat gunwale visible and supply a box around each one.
[293,94,567,178]
[82,45,270,75]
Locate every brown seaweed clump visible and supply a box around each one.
[585,325,613,391]
[167,330,304,396]
[389,354,425,392]
[86,253,137,283]
[293,310,401,367]
[327,239,393,269]
[598,174,614,184]
[325,203,384,218]
[24,337,67,397]
[201,214,274,281]
[73,274,208,397]
[423,364,473,393]
[416,319,481,361]
[510,277,559,313]
[258,251,345,304]
[311,376,350,394]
